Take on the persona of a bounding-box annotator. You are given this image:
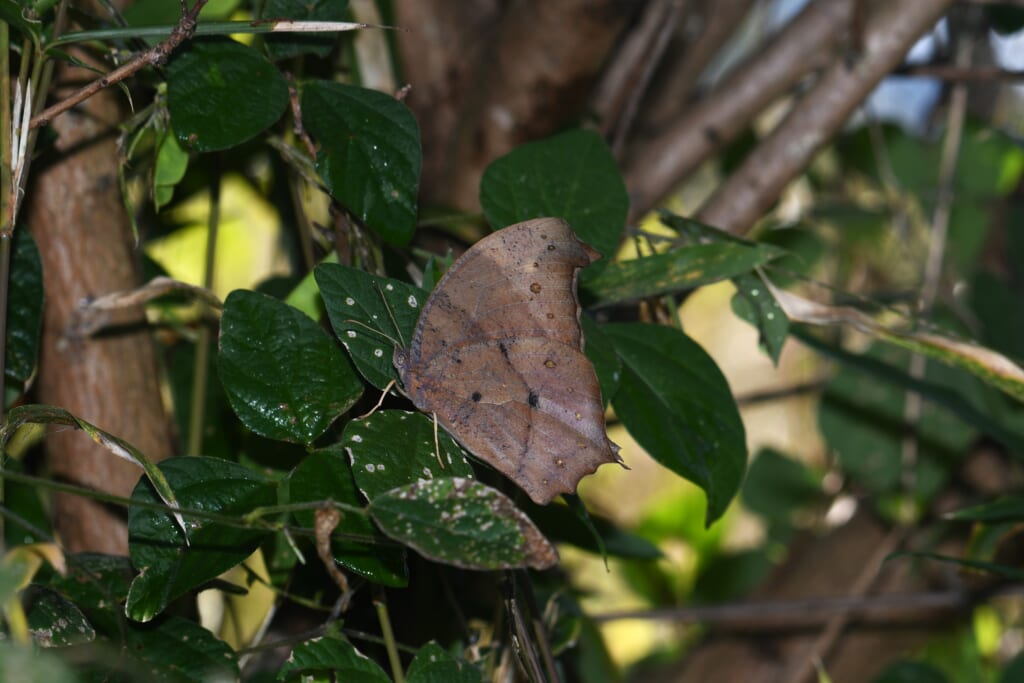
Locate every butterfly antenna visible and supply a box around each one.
[342,318,400,346]
[432,412,444,470]
[358,379,396,419]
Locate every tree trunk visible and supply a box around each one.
[25,57,175,554]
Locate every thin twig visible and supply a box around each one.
[591,583,1022,626]
[30,0,208,129]
[784,526,909,683]
[896,63,1024,81]
[901,33,971,492]
[611,0,687,159]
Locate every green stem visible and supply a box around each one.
[0,468,374,537]
[373,589,405,683]
[0,18,9,549]
[187,166,220,455]
[47,19,375,49]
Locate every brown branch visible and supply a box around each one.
[591,0,689,142]
[592,584,1024,628]
[641,0,757,131]
[695,0,955,236]
[624,0,855,222]
[896,63,1024,81]
[30,0,207,129]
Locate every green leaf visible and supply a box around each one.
[23,585,95,647]
[0,643,77,683]
[344,410,474,500]
[369,477,558,570]
[48,553,134,632]
[219,289,363,444]
[112,615,239,682]
[797,329,1024,454]
[741,447,821,531]
[603,322,747,525]
[480,128,626,258]
[264,0,349,59]
[302,79,422,245]
[872,661,950,683]
[2,405,188,538]
[153,129,188,211]
[3,459,51,547]
[407,642,484,683]
[167,38,288,152]
[278,633,390,682]
[127,456,276,622]
[816,341,975,500]
[6,228,43,402]
[946,497,1024,523]
[731,273,789,364]
[284,443,408,587]
[580,242,779,307]
[581,316,621,407]
[315,263,425,390]
[525,498,661,560]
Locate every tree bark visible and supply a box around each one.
[25,58,175,554]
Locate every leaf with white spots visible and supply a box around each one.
[315,263,426,390]
[732,273,789,365]
[278,633,390,682]
[344,411,474,501]
[369,477,558,570]
[407,642,483,683]
[218,290,363,444]
[284,443,408,587]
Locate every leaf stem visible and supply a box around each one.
[187,160,220,455]
[373,588,405,683]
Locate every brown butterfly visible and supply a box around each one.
[394,218,623,504]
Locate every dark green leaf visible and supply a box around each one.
[369,477,558,570]
[0,643,76,683]
[6,228,43,402]
[525,498,661,560]
[167,38,288,152]
[999,652,1024,683]
[946,497,1024,523]
[284,443,408,587]
[264,0,348,59]
[127,456,276,622]
[816,340,976,499]
[731,273,789,364]
[580,242,780,308]
[603,322,747,525]
[278,633,390,681]
[3,459,51,547]
[302,79,421,245]
[407,642,484,683]
[219,289,362,444]
[741,448,821,530]
[872,660,950,683]
[315,263,425,390]
[344,410,474,500]
[582,315,621,407]
[48,553,134,633]
[480,129,626,258]
[114,615,238,682]
[23,585,95,646]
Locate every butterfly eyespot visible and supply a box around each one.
[554,458,565,468]
[546,312,555,319]
[574,412,582,420]
[544,359,556,368]
[471,391,482,402]
[547,244,556,251]
[530,283,542,294]
[528,391,539,407]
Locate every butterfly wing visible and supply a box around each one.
[400,218,621,504]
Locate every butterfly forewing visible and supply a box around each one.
[399,218,622,504]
